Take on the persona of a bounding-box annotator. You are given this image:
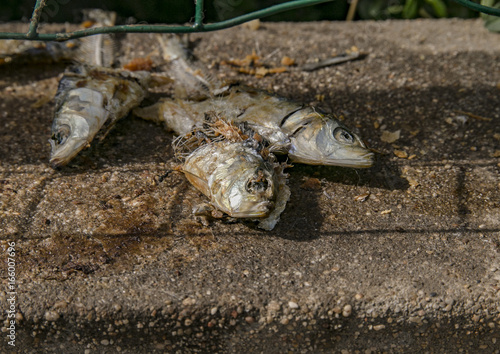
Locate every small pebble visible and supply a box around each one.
[182,297,196,306]
[44,311,59,322]
[288,301,299,309]
[267,301,280,312]
[342,304,352,317]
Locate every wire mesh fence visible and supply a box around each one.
[0,0,499,41]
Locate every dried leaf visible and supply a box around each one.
[243,19,260,31]
[354,192,370,202]
[281,56,295,66]
[123,57,153,72]
[394,150,408,158]
[300,177,321,190]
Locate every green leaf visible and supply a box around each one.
[481,1,500,32]
[424,0,448,18]
[402,0,419,19]
[357,0,390,20]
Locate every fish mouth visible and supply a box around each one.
[50,156,74,169]
[291,151,375,168]
[330,152,375,168]
[228,200,274,218]
[49,138,88,168]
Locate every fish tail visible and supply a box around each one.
[157,34,221,99]
[74,10,118,67]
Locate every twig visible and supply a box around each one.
[346,0,359,21]
[301,52,367,72]
[454,110,492,122]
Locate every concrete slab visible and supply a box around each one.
[0,19,499,352]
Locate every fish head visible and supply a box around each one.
[288,115,374,168]
[49,114,91,168]
[216,162,278,218]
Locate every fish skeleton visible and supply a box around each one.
[134,35,374,168]
[49,65,150,168]
[174,117,290,230]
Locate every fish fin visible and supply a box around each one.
[73,10,118,67]
[181,169,211,198]
[74,34,118,67]
[149,73,174,87]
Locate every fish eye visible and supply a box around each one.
[52,125,71,145]
[333,127,355,144]
[245,168,270,194]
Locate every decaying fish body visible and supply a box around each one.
[135,35,373,168]
[49,65,150,167]
[174,118,290,230]
[135,84,374,168]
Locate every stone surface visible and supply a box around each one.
[0,19,499,353]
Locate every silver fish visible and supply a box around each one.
[49,65,150,167]
[135,85,373,168]
[174,118,290,230]
[134,36,373,168]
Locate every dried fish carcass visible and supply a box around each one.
[134,35,374,169]
[136,85,374,168]
[49,65,150,167]
[174,118,290,230]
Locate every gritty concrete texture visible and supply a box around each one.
[0,19,500,353]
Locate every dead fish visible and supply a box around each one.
[49,65,150,168]
[174,117,290,230]
[134,36,373,168]
[135,84,373,168]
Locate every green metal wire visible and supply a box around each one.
[0,0,334,41]
[0,0,498,41]
[451,0,500,16]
